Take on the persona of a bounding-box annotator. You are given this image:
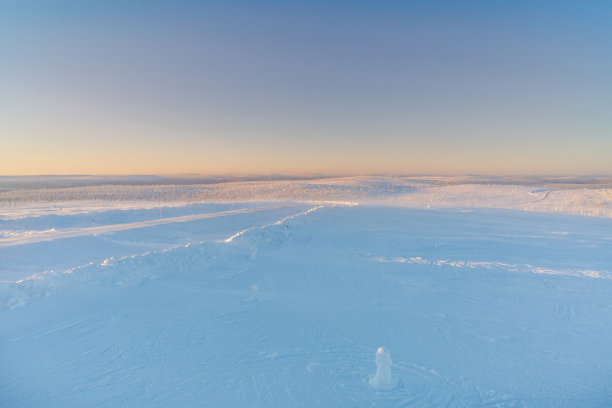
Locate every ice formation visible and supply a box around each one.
[369,347,393,389]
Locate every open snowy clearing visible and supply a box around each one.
[1,198,611,407]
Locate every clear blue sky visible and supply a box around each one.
[2,0,611,175]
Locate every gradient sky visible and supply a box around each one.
[2,0,611,175]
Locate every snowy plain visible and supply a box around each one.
[1,177,611,407]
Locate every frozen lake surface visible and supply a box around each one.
[1,200,611,407]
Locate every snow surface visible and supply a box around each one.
[1,181,612,407]
[2,176,612,218]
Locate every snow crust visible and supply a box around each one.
[1,179,612,406]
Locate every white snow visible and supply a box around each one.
[0,205,291,248]
[1,178,611,407]
[369,347,394,389]
[2,176,611,218]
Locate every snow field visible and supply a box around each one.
[1,204,611,406]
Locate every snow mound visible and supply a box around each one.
[0,243,230,309]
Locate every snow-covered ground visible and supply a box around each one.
[1,179,611,407]
[2,175,612,218]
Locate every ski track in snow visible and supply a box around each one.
[0,205,293,248]
[0,204,328,309]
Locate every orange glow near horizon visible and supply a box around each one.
[2,2,611,177]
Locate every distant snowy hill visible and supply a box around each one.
[1,176,611,218]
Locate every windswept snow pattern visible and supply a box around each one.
[373,256,612,280]
[1,195,612,407]
[0,205,322,310]
[0,203,311,282]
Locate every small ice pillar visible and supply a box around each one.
[369,347,392,388]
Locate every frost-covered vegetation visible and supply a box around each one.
[1,176,611,218]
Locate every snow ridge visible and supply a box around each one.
[0,206,325,310]
[373,256,612,280]
[225,205,323,243]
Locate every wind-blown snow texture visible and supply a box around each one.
[1,179,612,407]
